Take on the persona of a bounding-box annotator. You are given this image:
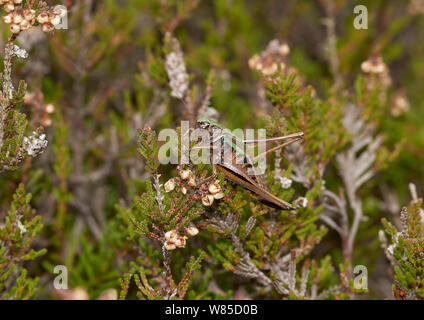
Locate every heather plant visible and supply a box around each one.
[118,127,211,299]
[1,0,424,301]
[0,184,46,299]
[379,184,424,300]
[0,0,67,299]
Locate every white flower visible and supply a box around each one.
[165,51,189,99]
[53,6,68,18]
[164,229,188,249]
[185,226,199,236]
[188,176,197,187]
[164,242,176,251]
[22,131,48,157]
[208,180,221,194]
[213,192,225,200]
[51,15,62,26]
[294,196,308,208]
[45,103,55,114]
[164,178,176,192]
[174,236,187,248]
[3,15,12,24]
[165,230,178,241]
[17,220,26,234]
[387,232,402,255]
[16,215,26,235]
[11,44,28,59]
[37,12,49,24]
[202,194,214,206]
[8,87,14,99]
[10,24,21,34]
[279,177,292,189]
[419,208,424,224]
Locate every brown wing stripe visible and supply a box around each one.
[217,164,293,210]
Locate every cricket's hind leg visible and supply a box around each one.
[196,163,219,187]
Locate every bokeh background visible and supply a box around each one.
[1,0,423,299]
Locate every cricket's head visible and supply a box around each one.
[196,117,224,130]
[196,117,213,129]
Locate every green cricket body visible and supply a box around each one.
[196,118,294,210]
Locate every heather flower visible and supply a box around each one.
[10,44,28,59]
[208,180,221,194]
[165,50,189,99]
[390,90,410,117]
[185,226,199,236]
[361,55,386,74]
[45,103,55,114]
[294,197,308,208]
[164,229,188,250]
[213,192,224,200]
[179,169,192,180]
[1,2,66,36]
[164,178,176,192]
[16,216,26,234]
[188,175,197,187]
[248,39,290,77]
[22,131,48,157]
[202,194,214,206]
[361,53,392,103]
[408,0,424,15]
[279,177,292,189]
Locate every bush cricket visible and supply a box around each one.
[194,118,303,210]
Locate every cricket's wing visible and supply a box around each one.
[221,134,268,189]
[216,162,294,211]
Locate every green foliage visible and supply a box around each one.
[0,53,29,172]
[0,184,46,299]
[66,233,122,299]
[117,128,207,299]
[52,108,72,231]
[138,127,160,174]
[1,0,423,301]
[119,155,204,240]
[264,73,349,182]
[381,199,424,299]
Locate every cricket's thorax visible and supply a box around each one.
[202,123,253,167]
[199,122,265,186]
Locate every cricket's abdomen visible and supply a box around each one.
[216,163,293,211]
